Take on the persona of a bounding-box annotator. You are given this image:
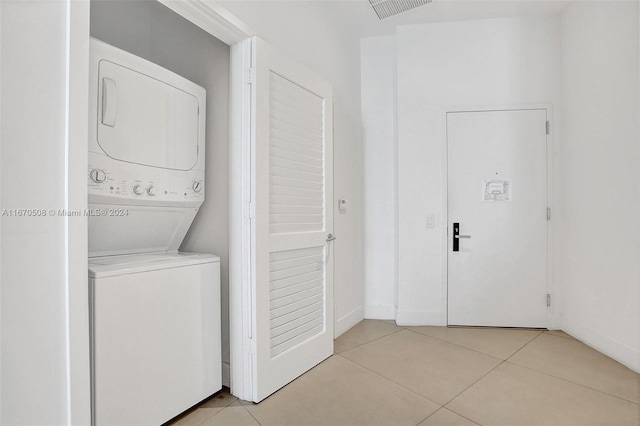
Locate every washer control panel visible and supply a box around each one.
[88,154,204,203]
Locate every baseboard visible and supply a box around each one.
[222,361,230,388]
[396,310,444,326]
[562,316,639,373]
[335,306,364,338]
[364,305,396,320]
[547,311,563,331]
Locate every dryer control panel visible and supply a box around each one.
[88,153,204,205]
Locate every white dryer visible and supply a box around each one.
[87,39,221,426]
[88,38,206,257]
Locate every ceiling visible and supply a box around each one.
[219,0,575,38]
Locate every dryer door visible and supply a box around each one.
[96,59,200,171]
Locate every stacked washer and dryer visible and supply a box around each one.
[87,39,222,425]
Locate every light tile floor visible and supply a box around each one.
[171,320,640,426]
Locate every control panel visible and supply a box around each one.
[88,152,204,205]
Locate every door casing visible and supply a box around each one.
[441,104,555,329]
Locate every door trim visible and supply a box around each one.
[157,0,255,44]
[441,104,555,329]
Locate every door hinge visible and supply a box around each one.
[243,202,255,219]
[547,207,551,221]
[546,121,550,135]
[247,338,256,355]
[245,67,256,85]
[546,293,551,307]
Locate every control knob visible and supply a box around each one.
[132,185,143,196]
[89,169,106,183]
[146,186,157,196]
[192,181,203,193]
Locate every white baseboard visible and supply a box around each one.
[547,311,563,331]
[364,305,396,320]
[396,310,444,326]
[222,361,230,388]
[335,306,364,338]
[562,316,639,373]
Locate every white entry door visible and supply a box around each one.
[250,37,334,402]
[447,109,549,328]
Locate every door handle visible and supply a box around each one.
[452,223,470,252]
[326,233,336,242]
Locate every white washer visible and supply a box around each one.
[89,253,221,426]
[87,39,221,426]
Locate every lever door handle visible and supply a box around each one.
[452,223,470,252]
[326,233,336,242]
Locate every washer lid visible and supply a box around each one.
[88,203,199,258]
[88,251,219,278]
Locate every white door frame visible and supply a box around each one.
[156,0,255,44]
[441,104,556,329]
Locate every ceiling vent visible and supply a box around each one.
[369,0,433,19]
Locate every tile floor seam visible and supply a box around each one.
[403,327,512,362]
[421,406,482,426]
[442,409,482,426]
[340,329,512,411]
[413,412,433,425]
[199,409,218,426]
[501,359,640,406]
[414,405,449,426]
[334,352,445,410]
[527,329,640,367]
[441,359,508,409]
[336,327,407,355]
[506,330,640,404]
[500,329,545,362]
[242,405,263,426]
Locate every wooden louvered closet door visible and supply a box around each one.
[251,37,334,402]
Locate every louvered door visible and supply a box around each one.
[252,37,334,402]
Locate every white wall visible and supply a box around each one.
[395,15,561,324]
[558,1,639,371]
[220,1,365,336]
[362,3,639,372]
[1,1,91,424]
[361,36,397,319]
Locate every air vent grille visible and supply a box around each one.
[369,0,433,19]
